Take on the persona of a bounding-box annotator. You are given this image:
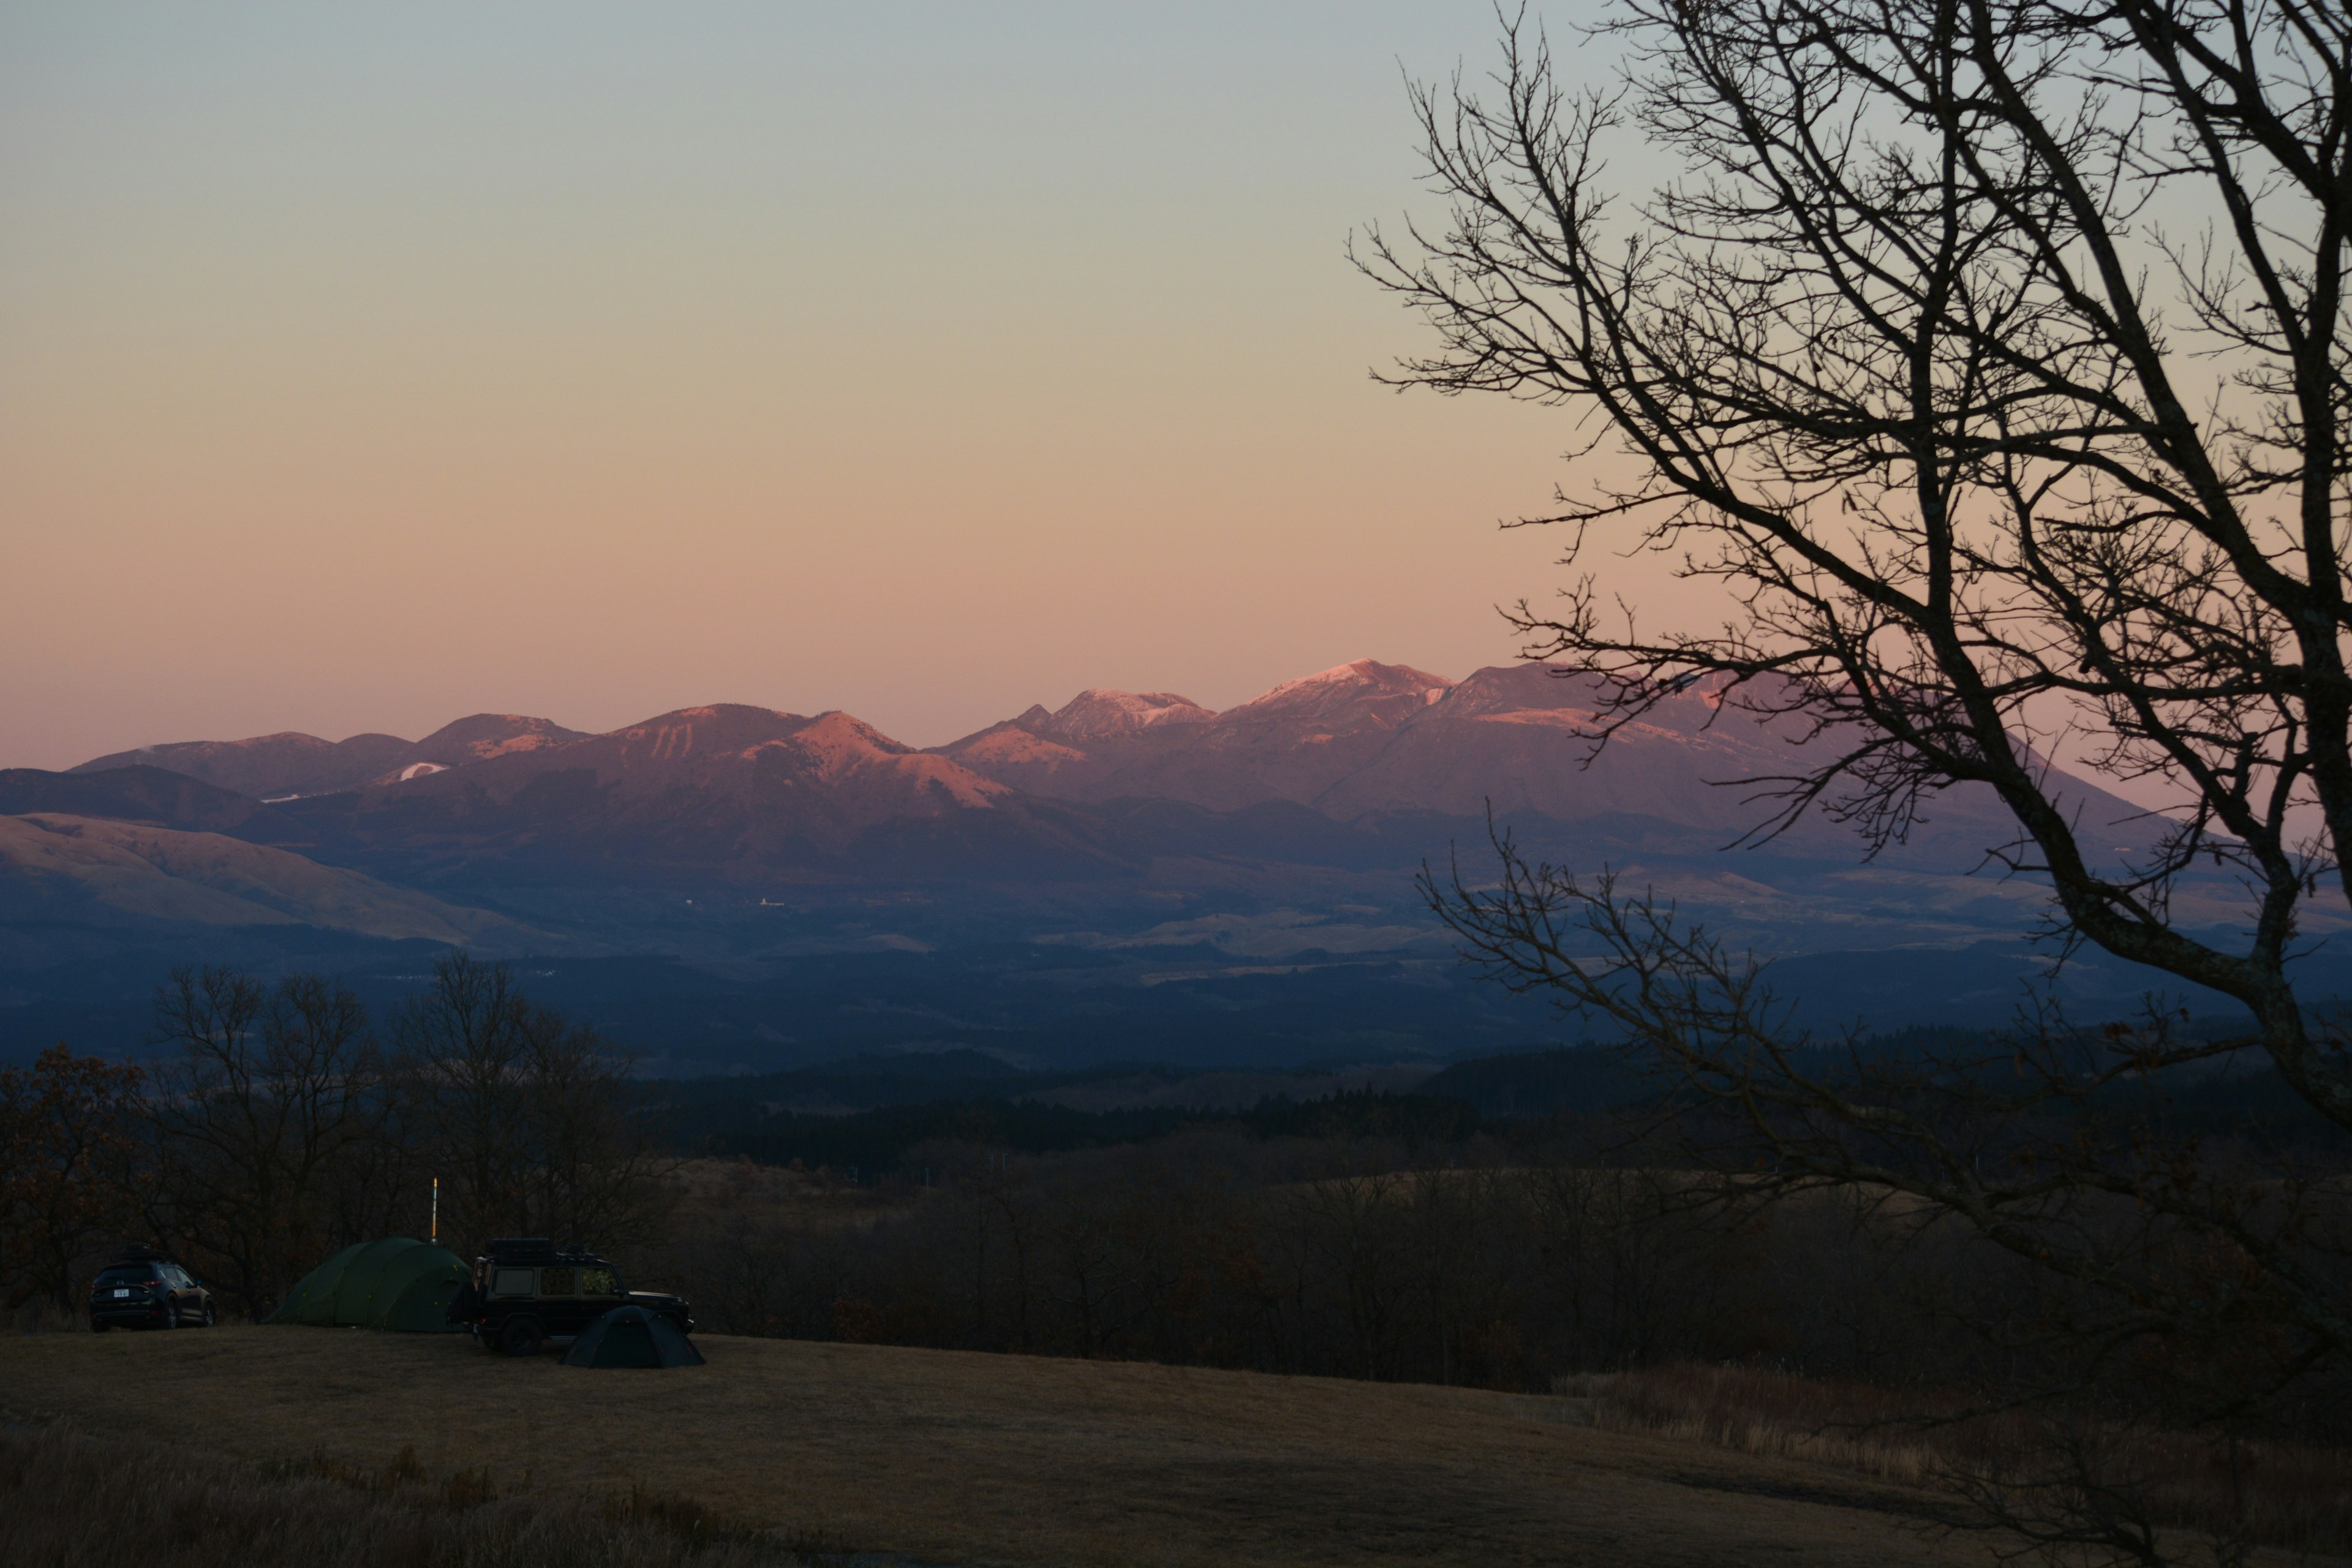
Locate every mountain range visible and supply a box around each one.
[4,657,2226,1069]
[39,657,2160,881]
[70,714,589,800]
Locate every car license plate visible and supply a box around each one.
[113,1289,128,1297]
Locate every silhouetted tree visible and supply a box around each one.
[388,952,532,1246]
[0,1046,145,1311]
[148,967,390,1317]
[391,952,667,1251]
[1363,4,2352,1558]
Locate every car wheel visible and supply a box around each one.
[499,1319,544,1357]
[201,1302,216,1328]
[158,1303,177,1329]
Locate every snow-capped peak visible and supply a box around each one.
[1038,688,1217,741]
[1229,658,1455,715]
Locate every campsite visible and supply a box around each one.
[0,1324,1993,1567]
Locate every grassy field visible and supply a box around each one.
[0,1327,2015,1567]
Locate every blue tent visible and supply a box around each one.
[560,1305,704,1368]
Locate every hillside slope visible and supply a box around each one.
[0,813,537,946]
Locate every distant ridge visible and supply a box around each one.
[937,658,1460,811]
[51,657,2164,880]
[69,714,586,799]
[69,730,413,800]
[0,764,259,834]
[233,703,1133,881]
[937,658,2160,869]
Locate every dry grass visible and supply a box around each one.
[0,1423,859,1568]
[0,1326,2011,1568]
[1,1297,91,1336]
[1558,1365,1948,1488]
[1560,1363,2352,1559]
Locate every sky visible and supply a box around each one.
[0,2,1701,769]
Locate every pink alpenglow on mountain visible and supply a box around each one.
[932,657,2159,867]
[940,689,1216,794]
[424,704,1011,821]
[216,703,1129,879]
[1030,690,1217,741]
[1215,659,1453,729]
[937,658,1461,810]
[407,714,589,766]
[55,654,2163,877]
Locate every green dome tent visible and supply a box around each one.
[560,1305,704,1368]
[267,1238,467,1332]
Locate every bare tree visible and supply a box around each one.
[390,953,533,1246]
[391,952,668,1251]
[148,967,389,1317]
[0,1046,145,1313]
[516,1005,670,1250]
[1363,3,2352,1558]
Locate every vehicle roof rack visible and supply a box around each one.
[481,1237,612,1267]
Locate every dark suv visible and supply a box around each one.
[89,1248,215,1331]
[446,1238,693,1356]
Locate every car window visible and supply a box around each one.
[166,1266,191,1287]
[540,1267,575,1297]
[95,1267,159,1286]
[491,1267,536,1297]
[581,1267,619,1295]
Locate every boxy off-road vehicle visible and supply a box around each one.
[445,1238,693,1357]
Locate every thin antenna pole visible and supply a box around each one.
[431,1177,439,1245]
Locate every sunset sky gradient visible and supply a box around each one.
[1,3,1683,769]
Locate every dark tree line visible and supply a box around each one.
[638,1102,2349,1556]
[646,1118,2202,1394]
[651,1134,1780,1382]
[0,954,666,1321]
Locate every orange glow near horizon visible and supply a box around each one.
[0,4,1705,769]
